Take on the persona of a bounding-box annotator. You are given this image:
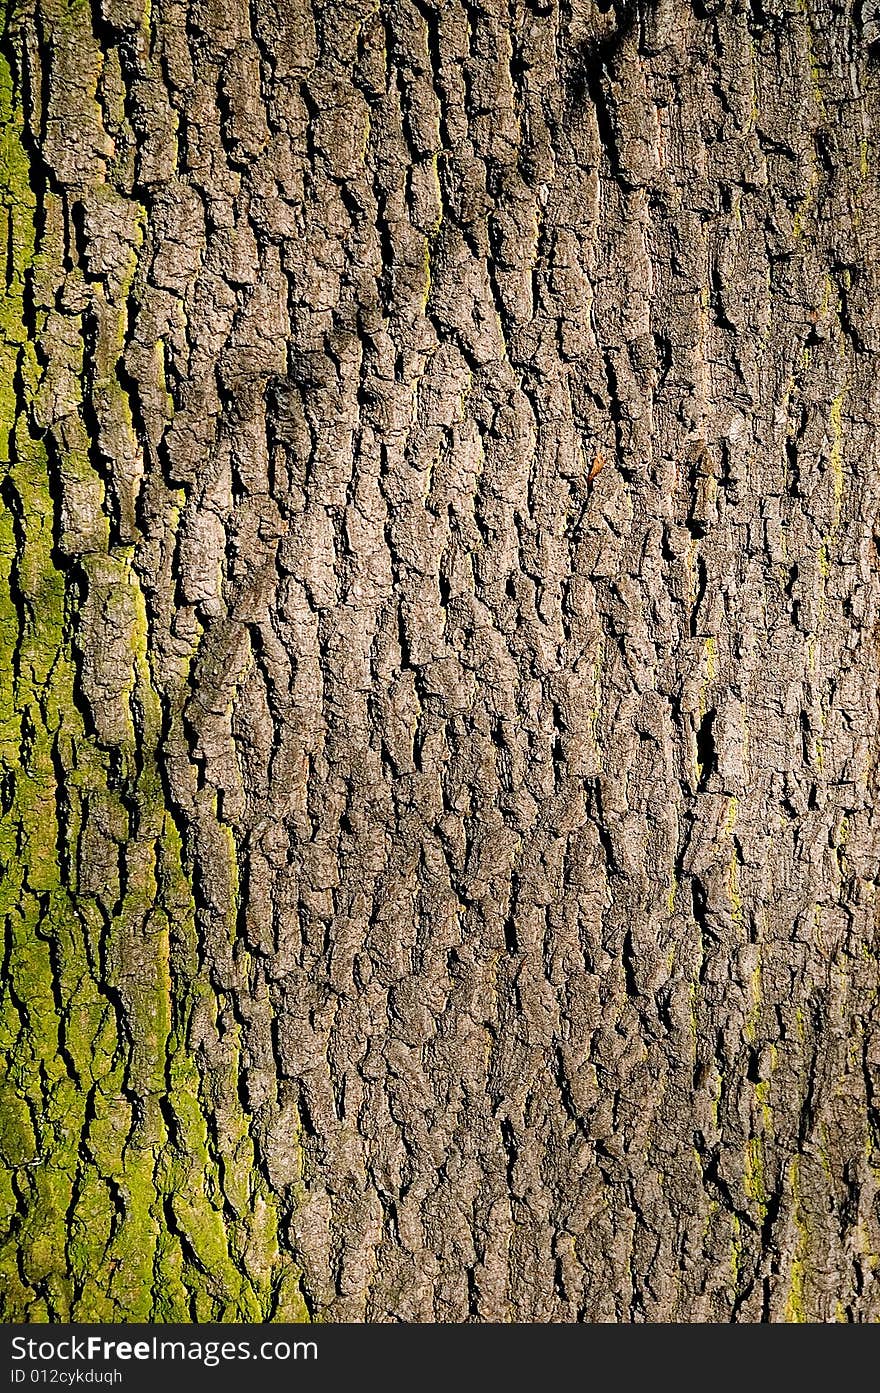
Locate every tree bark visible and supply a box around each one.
[2,0,880,1322]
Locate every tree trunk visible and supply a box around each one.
[2,0,880,1323]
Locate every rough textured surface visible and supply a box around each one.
[2,0,880,1322]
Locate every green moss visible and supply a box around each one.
[785,1157,809,1322]
[755,1080,772,1134]
[0,1079,37,1165]
[829,390,845,516]
[786,1254,807,1322]
[0,15,302,1321]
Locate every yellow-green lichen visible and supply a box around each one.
[785,1157,809,1322]
[0,15,302,1321]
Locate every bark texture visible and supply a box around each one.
[2,0,880,1323]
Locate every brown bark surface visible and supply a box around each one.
[2,0,880,1321]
